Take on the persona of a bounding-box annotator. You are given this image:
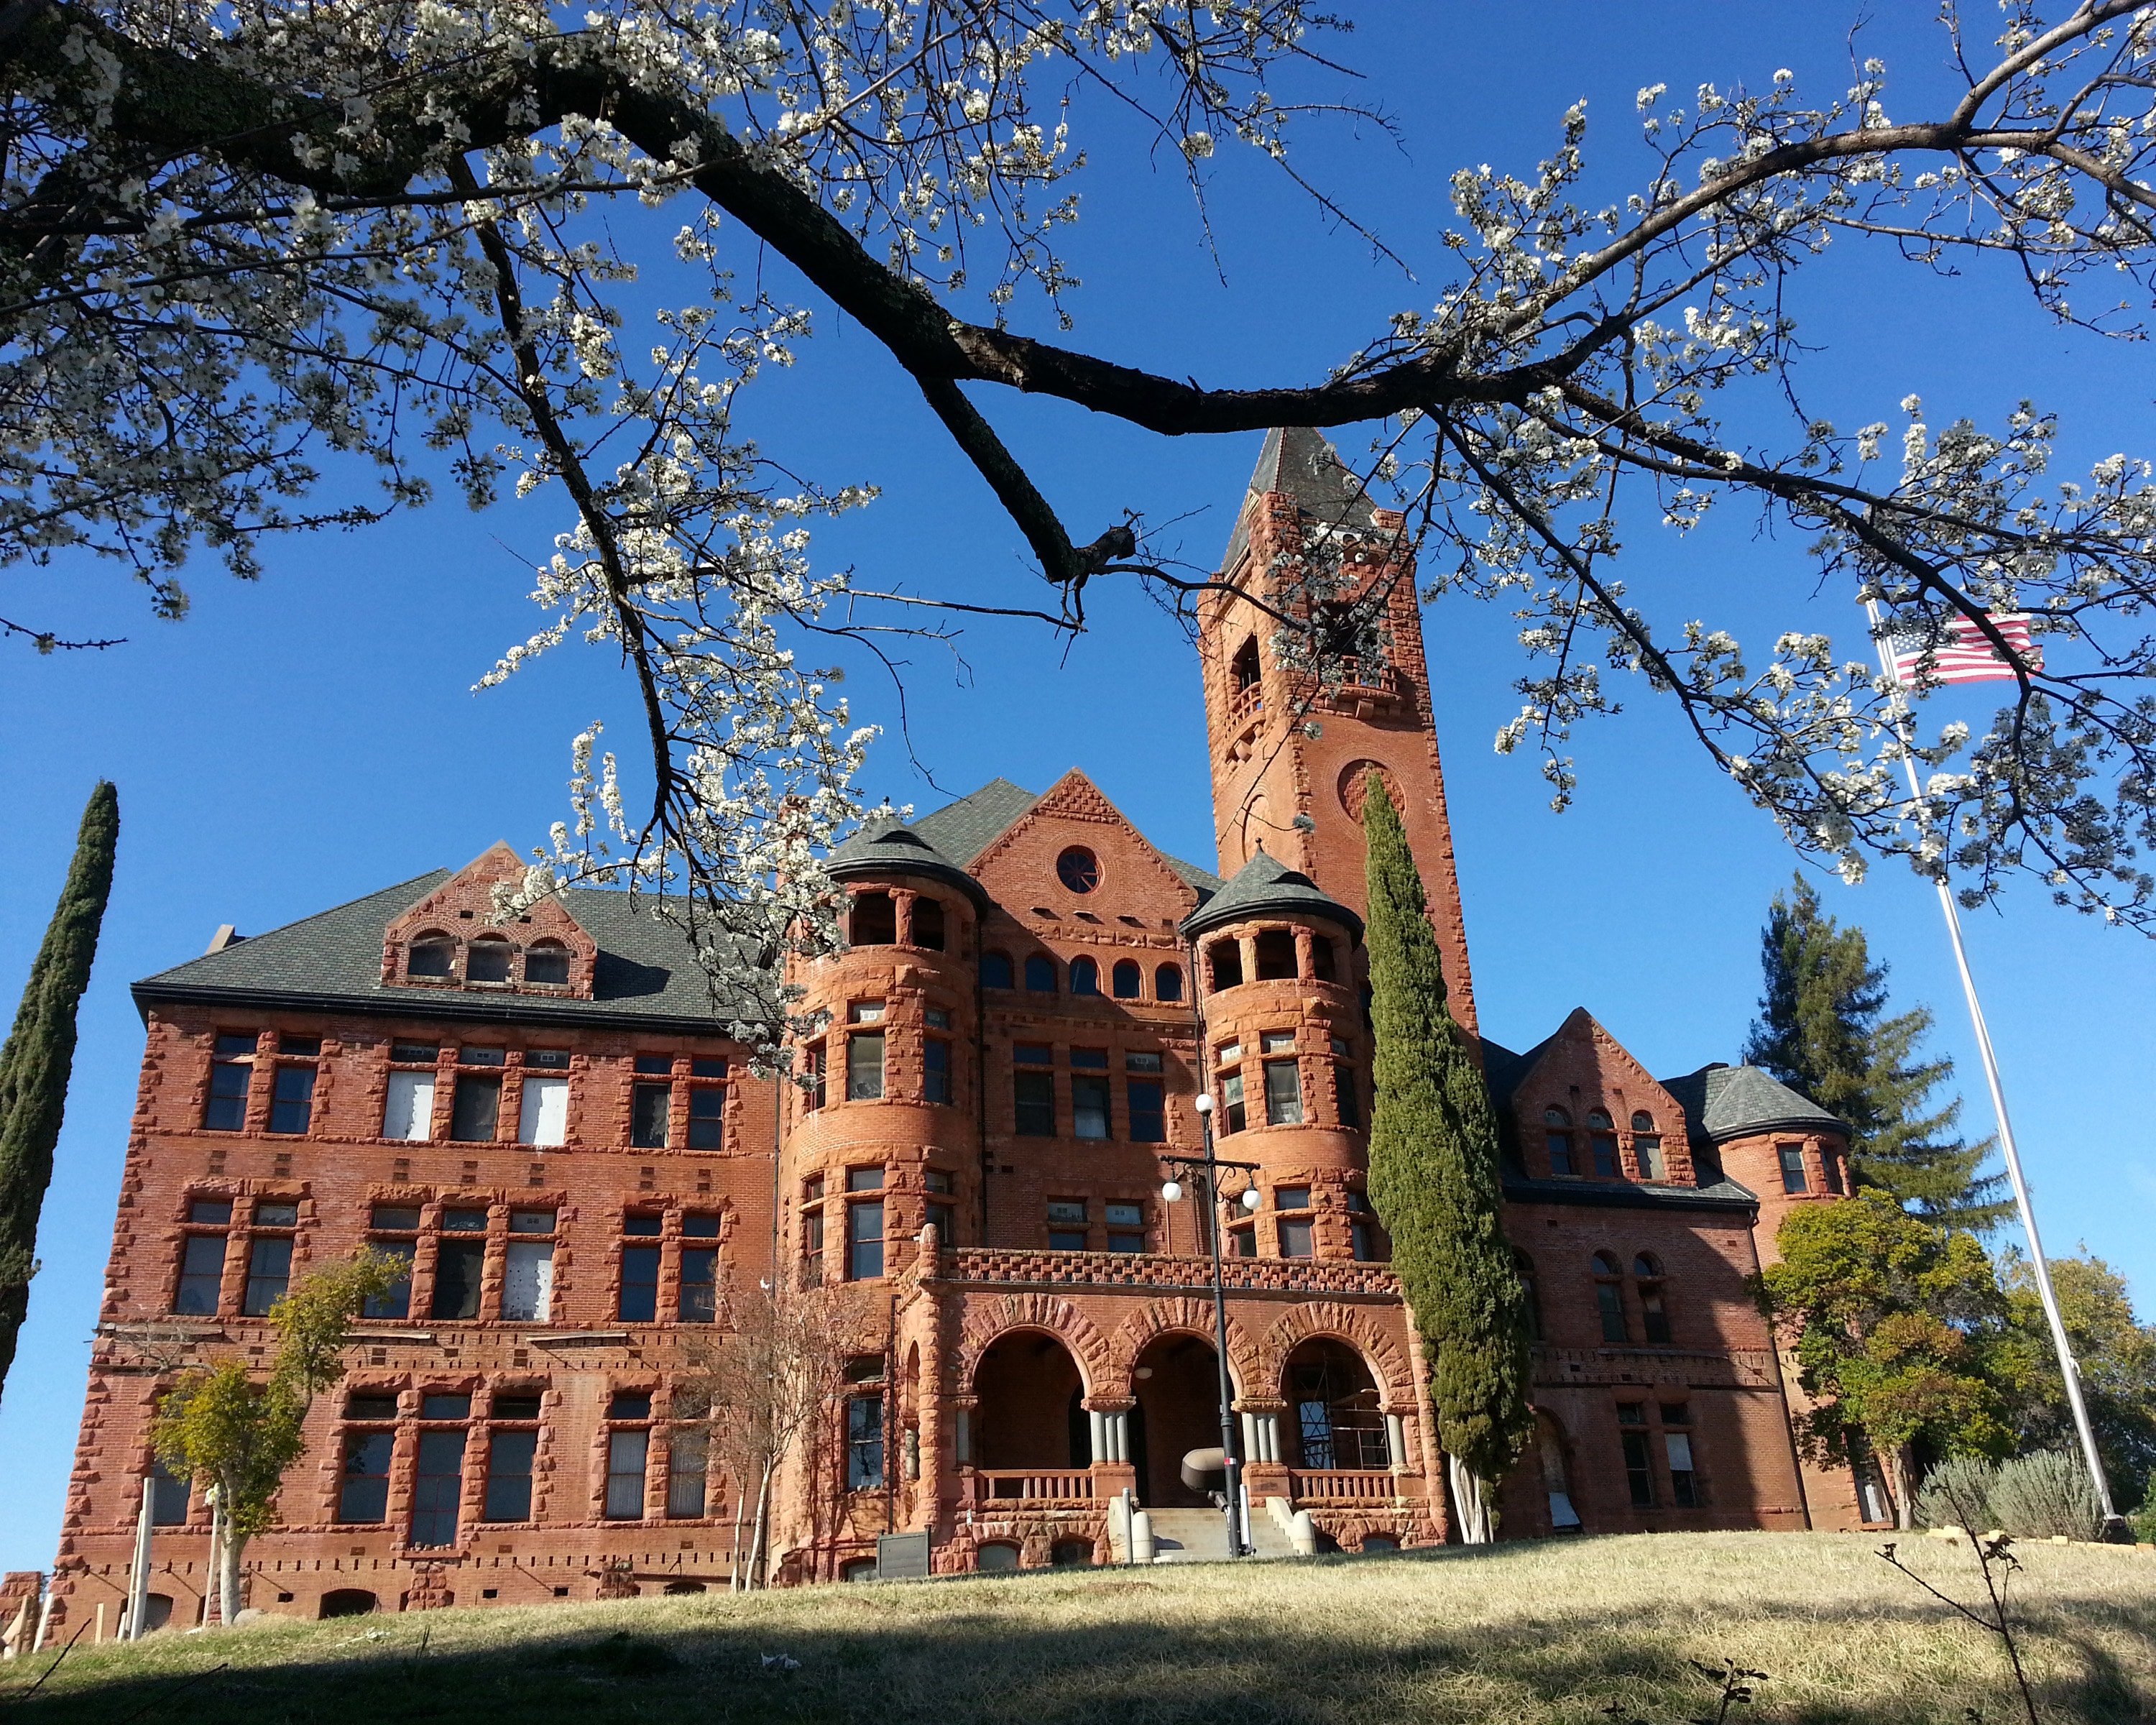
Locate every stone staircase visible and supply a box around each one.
[1115,1504,1302,1563]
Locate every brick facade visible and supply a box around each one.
[45,431,1877,1632]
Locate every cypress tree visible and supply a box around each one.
[1360,773,1531,1542]
[1743,874,2009,1231]
[0,781,119,1397]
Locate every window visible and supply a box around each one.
[242,1234,292,1317]
[1255,929,1296,980]
[1618,1404,1655,1507]
[411,1399,470,1547]
[1823,1147,1846,1194]
[1332,1039,1361,1129]
[365,1205,419,1318]
[624,1211,664,1235]
[1636,1254,1671,1344]
[849,891,897,946]
[847,1190,885,1280]
[1056,847,1101,893]
[149,1460,191,1527]
[679,1243,718,1322]
[451,1070,502,1144]
[268,1062,315,1136]
[1278,1218,1314,1259]
[1155,963,1184,1003]
[384,1064,436,1142]
[1544,1106,1575,1177]
[484,1395,542,1522]
[1071,1049,1110,1140]
[688,1080,726,1150]
[1231,635,1261,693]
[981,950,1015,990]
[524,942,571,985]
[1220,1070,1247,1134]
[1106,1202,1145,1254]
[1516,1251,1542,1340]
[466,937,512,983]
[1209,940,1243,990]
[173,1229,228,1315]
[407,935,453,980]
[394,1041,441,1064]
[1662,1404,1699,1506]
[801,1177,826,1271]
[631,1080,671,1148]
[1778,1144,1809,1194]
[923,1037,952,1106]
[606,1422,650,1520]
[432,1209,488,1321]
[1047,1199,1088,1251]
[1593,1252,1628,1343]
[668,1428,709,1518]
[911,896,945,951]
[463,1046,507,1066]
[846,1031,885,1102]
[1112,960,1142,999]
[1013,1044,1055,1136]
[1310,938,1337,983]
[1588,1109,1620,1178]
[1023,954,1058,993]
[203,1034,254,1131]
[340,1427,394,1524]
[619,1232,662,1322]
[691,1055,727,1079]
[517,1072,568,1146]
[803,1042,826,1111]
[928,1199,957,1243]
[1634,1128,1666,1182]
[1127,1072,1165,1144]
[1263,1058,1304,1126]
[1070,956,1100,996]
[847,1393,885,1489]
[1276,1186,1312,1210]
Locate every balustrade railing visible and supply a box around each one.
[1286,1468,1395,1504]
[966,1469,1095,1504]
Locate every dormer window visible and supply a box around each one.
[407,934,453,980]
[524,941,570,985]
[466,937,512,983]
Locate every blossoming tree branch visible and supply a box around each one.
[3,0,2155,1024]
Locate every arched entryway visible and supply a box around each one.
[972,1330,1089,1471]
[1281,1338,1389,1471]
[1131,1332,1229,1506]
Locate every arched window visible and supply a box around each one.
[910,896,945,952]
[1592,1251,1628,1343]
[1311,937,1337,983]
[1543,1106,1575,1177]
[981,949,1014,990]
[1254,929,1296,980]
[524,941,570,985]
[1231,635,1261,694]
[407,934,453,980]
[466,937,512,983]
[1155,963,1184,1002]
[1023,954,1057,993]
[1069,956,1100,996]
[1051,1537,1095,1568]
[849,891,896,946]
[1634,1253,1672,1344]
[1208,939,1244,990]
[1630,1110,1665,1182]
[1516,1250,1542,1342]
[1586,1109,1621,1177]
[1111,960,1142,998]
[976,1542,1021,1573]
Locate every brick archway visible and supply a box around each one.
[954,1292,1112,1396]
[1261,1302,1415,1411]
[1110,1297,1260,1398]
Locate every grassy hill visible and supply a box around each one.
[7,1533,2154,1724]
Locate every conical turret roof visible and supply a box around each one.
[826,814,989,906]
[1179,848,1363,942]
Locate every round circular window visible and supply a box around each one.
[1056,846,1101,893]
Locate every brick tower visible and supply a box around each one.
[1199,428,1478,1034]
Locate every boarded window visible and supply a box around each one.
[517,1075,568,1146]
[524,942,570,985]
[605,1428,649,1519]
[466,939,512,983]
[383,1070,436,1141]
[406,937,453,978]
[499,1242,553,1322]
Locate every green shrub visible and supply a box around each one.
[2129,1473,2156,1545]
[1988,1450,2102,1541]
[1915,1454,1999,1532]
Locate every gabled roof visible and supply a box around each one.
[1223,426,1384,572]
[1179,848,1361,942]
[134,873,760,1030]
[826,815,988,906]
[912,778,1222,896]
[1660,1063,1846,1142]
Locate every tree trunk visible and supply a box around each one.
[1889,1445,1916,1532]
[745,1460,774,1590]
[1447,1453,1493,1545]
[729,1485,749,1591]
[219,1530,247,1624]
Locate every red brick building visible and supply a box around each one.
[47,430,1883,1628]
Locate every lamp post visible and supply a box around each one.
[1161,1091,1263,1559]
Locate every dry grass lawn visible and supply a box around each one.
[6,1532,2154,1724]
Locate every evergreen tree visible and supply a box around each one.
[0,782,119,1397]
[1743,874,2008,1230]
[1360,773,1531,1543]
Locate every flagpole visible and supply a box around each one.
[1863,597,2122,1531]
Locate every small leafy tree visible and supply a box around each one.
[1743,875,2007,1231]
[0,781,118,1395]
[1996,1249,2156,1511]
[1360,772,1531,1544]
[155,1250,402,1623]
[1763,1189,2010,1528]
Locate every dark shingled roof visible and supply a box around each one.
[911,778,1222,898]
[1223,426,1385,572]
[1179,849,1361,941]
[826,815,988,906]
[134,873,760,1031]
[1659,1063,1846,1141]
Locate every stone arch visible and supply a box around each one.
[1110,1297,1260,1397]
[1261,1302,1415,1410]
[954,1292,1112,1396]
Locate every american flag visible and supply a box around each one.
[1889,612,2043,688]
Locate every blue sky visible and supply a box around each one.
[3,5,2151,1570]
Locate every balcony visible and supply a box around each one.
[1286,1468,1396,1505]
[965,1469,1096,1505]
